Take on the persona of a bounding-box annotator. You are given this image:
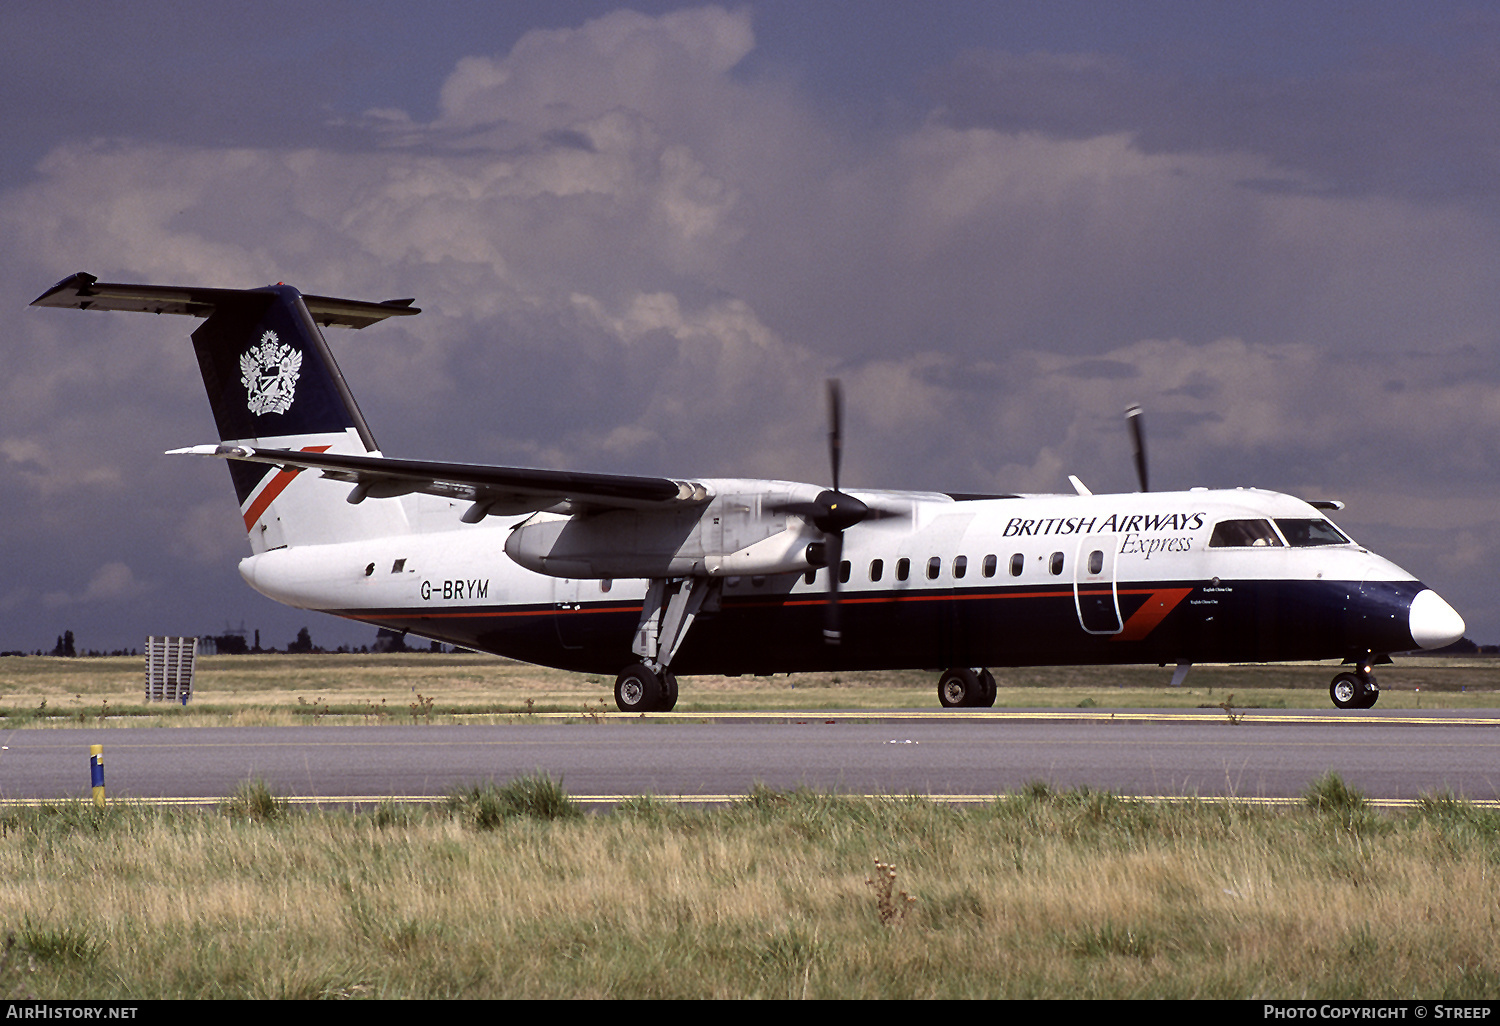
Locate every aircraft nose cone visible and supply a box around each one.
[1409,589,1465,650]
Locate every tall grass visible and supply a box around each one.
[1,774,1497,999]
[445,774,584,828]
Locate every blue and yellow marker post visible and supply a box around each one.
[90,744,105,807]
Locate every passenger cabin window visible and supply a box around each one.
[1048,551,1064,575]
[953,555,968,579]
[1087,549,1104,575]
[804,568,817,585]
[896,558,910,581]
[982,554,997,578]
[926,556,941,580]
[1209,519,1283,548]
[839,560,851,584]
[1275,518,1351,547]
[869,559,884,582]
[1009,553,1024,577]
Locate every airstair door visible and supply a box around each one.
[1074,535,1123,635]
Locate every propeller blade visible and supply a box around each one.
[827,378,843,494]
[1126,404,1148,492]
[823,530,843,645]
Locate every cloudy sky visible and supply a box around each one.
[3,1,1499,654]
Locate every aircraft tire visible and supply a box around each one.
[1355,674,1379,709]
[938,667,983,708]
[661,670,679,712]
[1329,672,1362,710]
[615,664,665,712]
[978,669,997,708]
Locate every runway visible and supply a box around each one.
[3,708,1499,807]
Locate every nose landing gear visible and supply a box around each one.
[1330,669,1379,709]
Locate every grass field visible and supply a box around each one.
[1,652,1498,726]
[2,777,1497,999]
[3,655,1498,999]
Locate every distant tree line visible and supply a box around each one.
[0,628,140,657]
[0,625,459,657]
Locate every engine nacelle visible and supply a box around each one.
[504,504,820,580]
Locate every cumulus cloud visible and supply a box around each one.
[433,6,755,132]
[41,562,151,609]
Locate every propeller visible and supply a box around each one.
[772,380,875,644]
[1126,403,1148,492]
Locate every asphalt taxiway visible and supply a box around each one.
[3,708,1498,807]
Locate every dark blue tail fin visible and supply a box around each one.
[192,284,378,451]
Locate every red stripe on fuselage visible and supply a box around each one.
[343,585,1195,642]
[241,445,332,532]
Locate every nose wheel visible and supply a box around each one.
[1330,670,1379,709]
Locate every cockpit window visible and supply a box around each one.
[1209,519,1284,548]
[1275,518,1351,547]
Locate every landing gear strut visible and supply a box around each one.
[614,577,712,711]
[1330,669,1379,710]
[937,667,997,708]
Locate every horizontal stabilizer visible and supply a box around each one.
[168,444,713,518]
[31,272,419,329]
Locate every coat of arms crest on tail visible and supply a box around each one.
[240,330,302,415]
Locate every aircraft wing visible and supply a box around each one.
[169,444,712,520]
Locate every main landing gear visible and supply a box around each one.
[1330,668,1380,710]
[613,577,711,712]
[937,667,997,708]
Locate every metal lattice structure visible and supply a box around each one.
[144,636,197,704]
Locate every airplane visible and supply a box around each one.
[32,272,1467,712]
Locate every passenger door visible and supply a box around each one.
[1074,535,1123,634]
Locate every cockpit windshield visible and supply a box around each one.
[1275,518,1351,547]
[1208,519,1283,548]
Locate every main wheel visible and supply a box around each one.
[938,667,983,708]
[615,664,664,712]
[977,669,997,708]
[1330,672,1362,710]
[1355,674,1379,709]
[660,670,679,712]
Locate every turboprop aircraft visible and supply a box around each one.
[32,273,1467,712]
